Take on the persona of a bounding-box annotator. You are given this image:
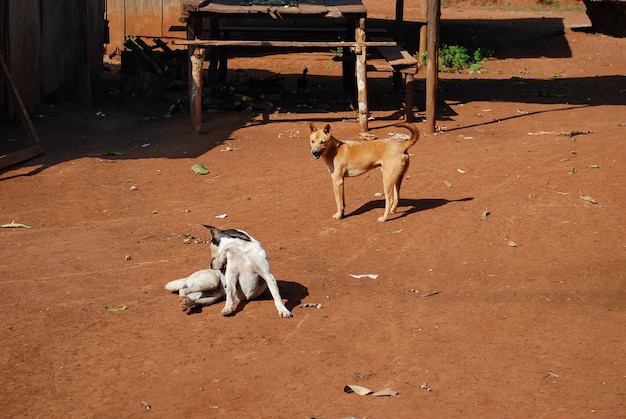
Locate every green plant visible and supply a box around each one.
[330,46,344,59]
[418,45,490,73]
[330,36,345,59]
[439,44,471,72]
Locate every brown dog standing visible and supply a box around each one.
[309,122,420,222]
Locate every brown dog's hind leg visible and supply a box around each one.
[390,154,410,215]
[379,172,396,222]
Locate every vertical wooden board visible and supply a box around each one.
[41,0,78,95]
[7,0,41,113]
[163,0,186,37]
[86,0,105,74]
[124,0,166,38]
[106,0,189,55]
[40,0,103,97]
[105,0,127,54]
[1,0,7,108]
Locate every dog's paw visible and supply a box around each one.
[278,308,293,318]
[221,307,234,316]
[180,297,196,312]
[332,212,343,220]
[377,216,387,222]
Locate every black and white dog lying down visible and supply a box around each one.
[165,225,292,318]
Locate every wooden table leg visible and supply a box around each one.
[342,18,358,93]
[355,19,368,132]
[208,17,220,85]
[404,72,414,122]
[189,46,206,134]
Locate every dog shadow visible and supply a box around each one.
[348,197,474,219]
[234,280,309,315]
[183,280,309,316]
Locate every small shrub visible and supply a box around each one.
[439,44,471,72]
[419,44,490,73]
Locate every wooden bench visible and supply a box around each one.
[368,40,418,122]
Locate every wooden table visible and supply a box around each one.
[179,0,408,133]
[183,0,367,82]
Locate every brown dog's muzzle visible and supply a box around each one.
[311,149,322,159]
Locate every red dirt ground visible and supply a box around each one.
[1,2,625,418]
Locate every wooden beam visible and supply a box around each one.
[173,39,397,48]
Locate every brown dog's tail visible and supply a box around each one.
[394,122,420,151]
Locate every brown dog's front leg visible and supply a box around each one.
[332,176,345,219]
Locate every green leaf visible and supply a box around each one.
[191,164,209,175]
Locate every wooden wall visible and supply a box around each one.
[105,0,185,55]
[1,0,104,114]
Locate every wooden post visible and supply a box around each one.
[189,46,205,134]
[405,72,414,122]
[208,16,220,85]
[342,19,358,93]
[355,19,368,132]
[419,0,428,65]
[395,0,404,43]
[425,0,440,134]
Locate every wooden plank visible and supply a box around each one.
[330,4,367,14]
[376,46,417,66]
[217,26,356,32]
[174,39,396,47]
[0,145,44,170]
[297,2,327,14]
[367,59,393,72]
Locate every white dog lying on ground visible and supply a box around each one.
[165,225,293,318]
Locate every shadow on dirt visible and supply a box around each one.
[347,196,474,219]
[181,280,308,316]
[368,16,573,59]
[3,12,615,176]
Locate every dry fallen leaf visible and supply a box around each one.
[1,221,32,229]
[579,194,597,204]
[344,384,373,396]
[349,274,379,280]
[344,384,398,397]
[372,388,399,397]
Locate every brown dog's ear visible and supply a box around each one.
[323,124,331,134]
[309,123,317,133]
